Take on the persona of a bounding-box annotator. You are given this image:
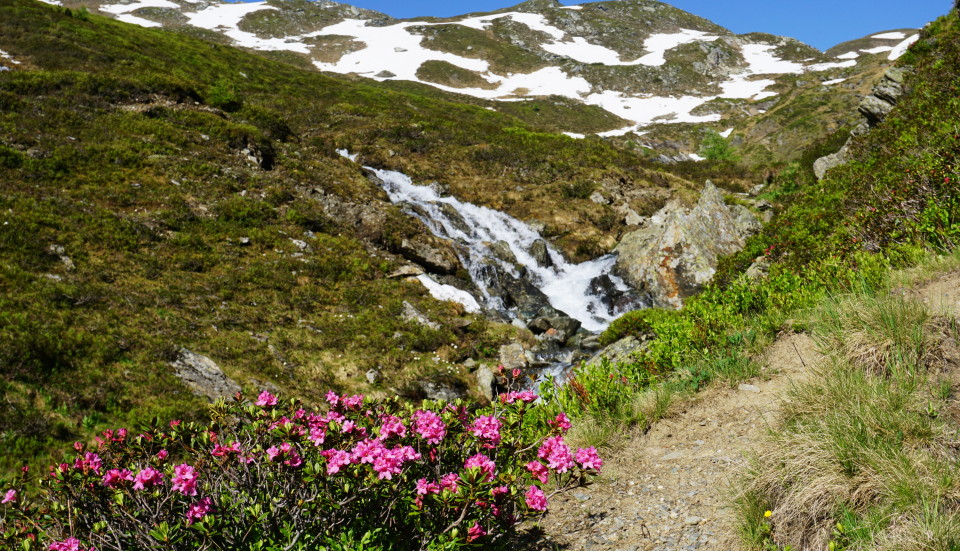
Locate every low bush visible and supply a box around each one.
[0,391,600,550]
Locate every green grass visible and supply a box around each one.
[736,282,960,550]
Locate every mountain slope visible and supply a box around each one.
[0,0,701,471]
[67,0,920,161]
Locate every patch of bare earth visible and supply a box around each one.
[531,333,822,550]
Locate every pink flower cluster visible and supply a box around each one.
[411,410,446,444]
[171,464,198,496]
[525,485,547,511]
[73,452,102,475]
[185,496,214,526]
[575,447,603,471]
[499,390,537,404]
[255,391,278,407]
[47,538,95,551]
[468,415,502,446]
[133,467,163,490]
[326,391,363,410]
[2,489,16,504]
[378,415,407,439]
[102,469,134,488]
[211,441,242,457]
[464,454,496,482]
[537,436,575,473]
[548,412,572,433]
[265,443,304,468]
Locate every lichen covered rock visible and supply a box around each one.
[614,181,759,308]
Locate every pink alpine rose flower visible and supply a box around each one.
[133,467,164,490]
[102,469,134,488]
[468,415,502,446]
[321,449,352,475]
[255,391,277,407]
[171,464,198,496]
[185,496,214,526]
[525,460,550,484]
[467,522,487,542]
[537,435,575,473]
[440,473,460,493]
[412,410,446,444]
[549,412,572,432]
[378,415,407,439]
[575,447,603,471]
[525,485,547,511]
[464,453,496,482]
[2,489,15,504]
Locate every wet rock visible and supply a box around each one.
[398,235,462,275]
[499,343,528,371]
[170,347,241,401]
[437,203,472,234]
[614,181,760,308]
[588,273,641,316]
[528,309,582,342]
[528,239,553,268]
[489,241,519,266]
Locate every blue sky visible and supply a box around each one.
[337,0,952,50]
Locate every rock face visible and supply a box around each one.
[815,67,910,179]
[614,182,759,308]
[170,348,241,401]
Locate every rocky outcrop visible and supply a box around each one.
[614,181,760,308]
[586,335,647,367]
[815,67,910,179]
[170,348,241,401]
[397,235,462,275]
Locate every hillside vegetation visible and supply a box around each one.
[0,0,700,472]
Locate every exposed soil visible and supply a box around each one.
[533,333,823,550]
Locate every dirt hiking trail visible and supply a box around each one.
[536,333,822,550]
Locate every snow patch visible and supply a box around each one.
[872,31,907,40]
[889,34,920,61]
[0,49,21,65]
[636,29,719,67]
[822,78,846,85]
[335,149,358,162]
[861,46,894,55]
[36,0,61,5]
[687,153,705,162]
[560,4,583,9]
[837,51,860,59]
[184,2,314,53]
[416,275,482,313]
[563,132,586,139]
[100,0,176,27]
[719,128,734,138]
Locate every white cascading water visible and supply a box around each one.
[360,164,635,332]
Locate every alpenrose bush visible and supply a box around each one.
[0,390,601,550]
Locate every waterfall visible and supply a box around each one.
[363,165,641,332]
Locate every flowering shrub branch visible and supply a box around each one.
[0,390,601,550]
